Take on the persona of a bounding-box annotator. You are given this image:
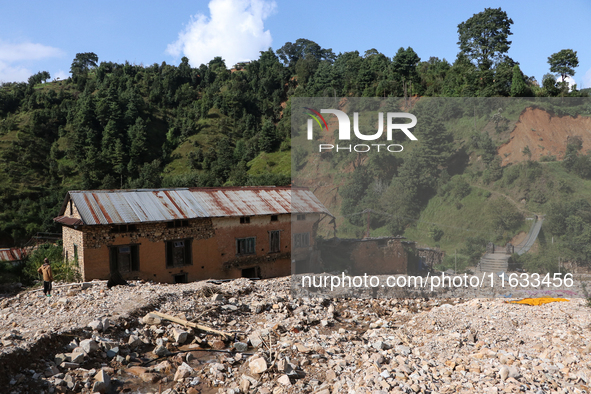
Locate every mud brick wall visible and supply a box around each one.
[60,212,325,283]
[417,248,444,268]
[77,219,215,282]
[350,239,410,275]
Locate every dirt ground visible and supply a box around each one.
[498,108,591,166]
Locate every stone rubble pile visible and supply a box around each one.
[0,277,590,393]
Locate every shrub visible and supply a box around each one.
[24,241,81,284]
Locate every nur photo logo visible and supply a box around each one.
[304,107,418,153]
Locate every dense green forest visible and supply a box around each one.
[0,7,589,278]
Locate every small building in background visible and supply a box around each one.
[317,237,421,276]
[53,187,330,283]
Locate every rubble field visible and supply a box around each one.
[1,277,591,394]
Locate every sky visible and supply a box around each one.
[1,0,590,89]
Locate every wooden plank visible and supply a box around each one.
[151,311,231,339]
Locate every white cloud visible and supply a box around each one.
[0,40,64,83]
[0,40,63,62]
[554,75,577,92]
[54,70,69,81]
[167,0,276,68]
[0,60,32,84]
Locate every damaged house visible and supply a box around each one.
[317,237,422,275]
[53,187,330,283]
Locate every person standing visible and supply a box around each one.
[37,258,53,297]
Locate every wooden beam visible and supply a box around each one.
[150,311,231,339]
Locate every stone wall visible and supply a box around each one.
[62,226,84,277]
[417,248,445,268]
[82,218,215,249]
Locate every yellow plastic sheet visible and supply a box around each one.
[506,297,569,306]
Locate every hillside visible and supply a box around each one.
[499,107,591,165]
[291,97,591,273]
[0,39,589,279]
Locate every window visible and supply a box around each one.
[296,214,306,221]
[269,231,280,253]
[240,216,251,224]
[69,200,73,215]
[109,245,139,273]
[236,237,256,255]
[294,232,310,249]
[270,215,278,222]
[166,239,192,268]
[167,220,189,228]
[111,224,137,233]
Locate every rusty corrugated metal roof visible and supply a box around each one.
[55,187,331,226]
[0,248,25,262]
[54,216,84,226]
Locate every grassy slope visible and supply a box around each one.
[247,151,290,176]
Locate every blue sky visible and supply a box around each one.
[1,0,590,88]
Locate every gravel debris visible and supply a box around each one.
[0,277,590,393]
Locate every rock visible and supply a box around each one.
[174,362,193,381]
[70,352,85,364]
[142,313,162,325]
[295,343,311,353]
[508,366,521,379]
[88,320,103,331]
[172,327,188,344]
[211,339,225,349]
[54,353,68,365]
[372,341,385,350]
[60,362,80,369]
[92,381,107,393]
[80,339,99,354]
[240,377,251,393]
[153,360,173,374]
[249,357,268,374]
[128,334,142,347]
[101,317,110,331]
[276,360,290,373]
[65,339,78,351]
[395,345,411,355]
[326,370,337,381]
[140,372,160,383]
[45,366,60,377]
[153,345,169,357]
[95,369,111,389]
[234,342,248,352]
[211,293,226,303]
[499,366,509,381]
[248,332,263,348]
[277,374,291,386]
[126,366,148,377]
[106,347,119,358]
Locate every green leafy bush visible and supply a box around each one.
[24,242,80,283]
